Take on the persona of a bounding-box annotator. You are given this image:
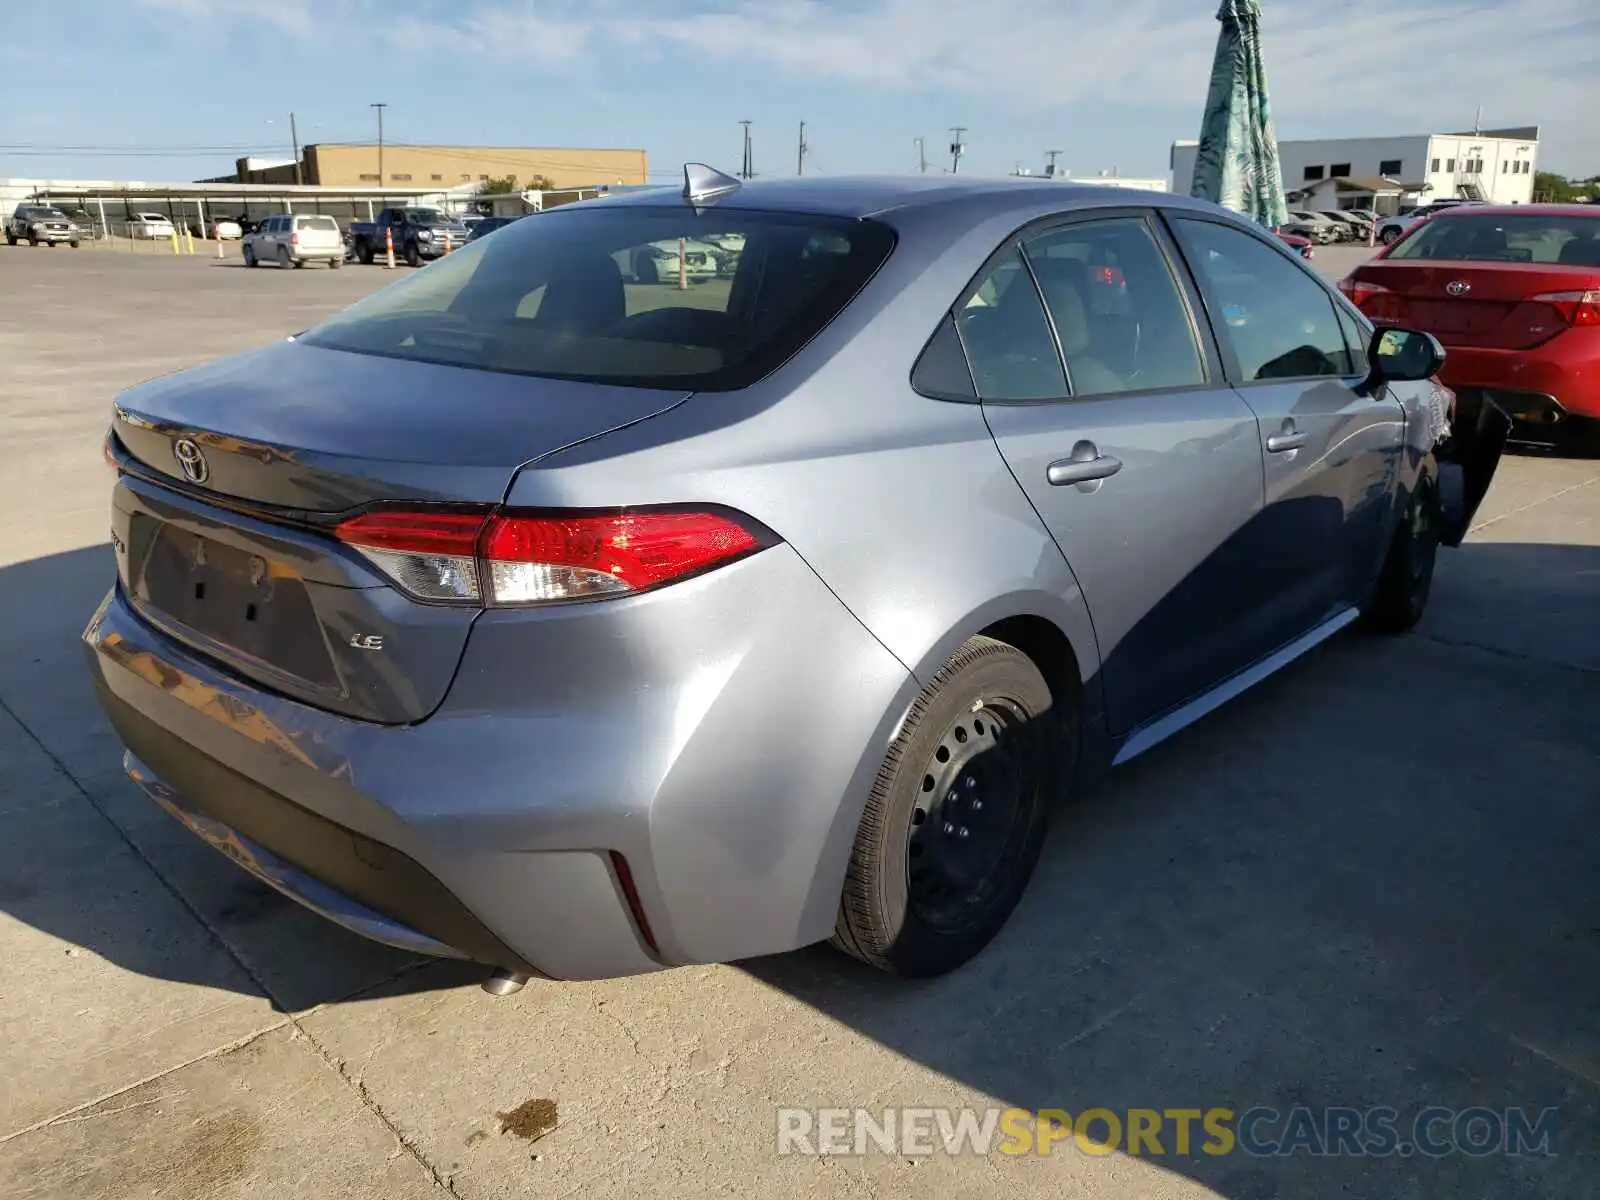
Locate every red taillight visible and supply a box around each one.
[1092,265,1125,286]
[334,506,770,607]
[103,432,120,473]
[290,231,300,247]
[1529,289,1600,328]
[1339,277,1403,322]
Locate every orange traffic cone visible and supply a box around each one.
[384,226,396,269]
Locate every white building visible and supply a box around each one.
[1170,127,1540,213]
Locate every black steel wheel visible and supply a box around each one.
[834,635,1070,976]
[1364,480,1439,633]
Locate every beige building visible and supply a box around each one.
[233,144,649,191]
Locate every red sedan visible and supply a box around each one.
[1339,204,1600,449]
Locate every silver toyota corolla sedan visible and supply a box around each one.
[86,167,1509,987]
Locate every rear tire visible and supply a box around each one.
[1363,481,1440,633]
[329,256,342,269]
[358,240,374,266]
[243,245,257,268]
[278,247,293,269]
[833,635,1066,977]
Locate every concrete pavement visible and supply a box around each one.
[1,245,1596,1199]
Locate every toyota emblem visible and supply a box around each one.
[173,438,209,484]
[1445,280,1471,296]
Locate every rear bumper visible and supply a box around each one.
[83,542,914,978]
[1438,330,1600,420]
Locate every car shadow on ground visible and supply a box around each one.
[741,540,1600,1198]
[1,540,1597,1196]
[0,543,475,1013]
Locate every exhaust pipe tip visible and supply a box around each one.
[482,969,530,997]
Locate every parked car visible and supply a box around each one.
[1285,211,1343,244]
[1340,203,1600,449]
[65,207,103,240]
[127,212,177,240]
[1374,200,1482,246]
[241,213,344,269]
[211,219,244,240]
[6,204,80,246]
[346,206,471,267]
[1273,228,1315,259]
[88,172,1507,989]
[626,236,725,283]
[1323,211,1370,240]
[465,215,524,242]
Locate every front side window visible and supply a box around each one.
[954,250,1067,401]
[1022,218,1206,395]
[1172,218,1353,382]
[302,207,895,391]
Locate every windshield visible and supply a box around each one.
[301,206,895,390]
[23,207,66,219]
[1387,213,1600,265]
[403,209,450,224]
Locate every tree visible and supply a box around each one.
[481,173,556,195]
[1533,171,1577,203]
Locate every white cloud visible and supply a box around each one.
[135,0,1600,154]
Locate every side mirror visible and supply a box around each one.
[1368,327,1445,383]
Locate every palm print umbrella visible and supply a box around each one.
[1189,0,1289,229]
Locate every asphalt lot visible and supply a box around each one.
[1,244,1596,1199]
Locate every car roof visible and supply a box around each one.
[588,174,1206,221]
[1430,203,1599,219]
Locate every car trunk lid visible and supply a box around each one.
[110,339,688,723]
[1345,261,1600,350]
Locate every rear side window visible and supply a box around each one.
[297,216,339,232]
[954,250,1068,401]
[1022,218,1206,395]
[301,208,895,391]
[1388,213,1600,266]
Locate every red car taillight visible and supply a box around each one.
[1528,289,1600,329]
[290,231,300,247]
[1339,277,1403,322]
[334,506,772,607]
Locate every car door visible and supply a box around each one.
[971,211,1272,736]
[1167,214,1403,649]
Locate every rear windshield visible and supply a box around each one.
[1389,213,1600,266]
[301,207,895,390]
[297,216,340,231]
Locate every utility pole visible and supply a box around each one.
[739,120,753,179]
[370,102,387,188]
[916,137,927,174]
[290,112,302,185]
[797,121,808,176]
[1045,149,1063,179]
[949,127,967,174]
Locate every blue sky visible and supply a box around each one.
[3,0,1597,183]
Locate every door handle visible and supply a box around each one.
[1266,431,1307,453]
[1047,453,1123,486]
